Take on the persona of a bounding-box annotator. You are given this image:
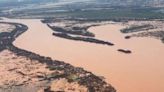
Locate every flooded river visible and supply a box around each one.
[1,18,164,92]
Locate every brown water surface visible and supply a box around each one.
[1,18,164,92]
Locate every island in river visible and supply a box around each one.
[1,17,164,92]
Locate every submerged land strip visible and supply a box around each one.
[43,19,164,55]
[121,21,164,43]
[52,32,114,46]
[0,22,116,92]
[43,19,114,46]
[42,19,133,53]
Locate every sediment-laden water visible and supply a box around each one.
[1,18,164,92]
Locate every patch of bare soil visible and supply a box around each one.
[48,78,88,92]
[0,50,52,91]
[0,50,90,92]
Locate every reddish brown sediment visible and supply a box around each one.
[1,18,164,92]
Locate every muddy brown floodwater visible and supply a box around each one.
[1,18,164,92]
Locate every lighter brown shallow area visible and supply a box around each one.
[0,50,89,92]
[50,78,88,92]
[1,18,164,92]
[0,50,52,92]
[0,23,15,33]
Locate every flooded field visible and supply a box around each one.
[1,18,164,92]
[0,23,15,33]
